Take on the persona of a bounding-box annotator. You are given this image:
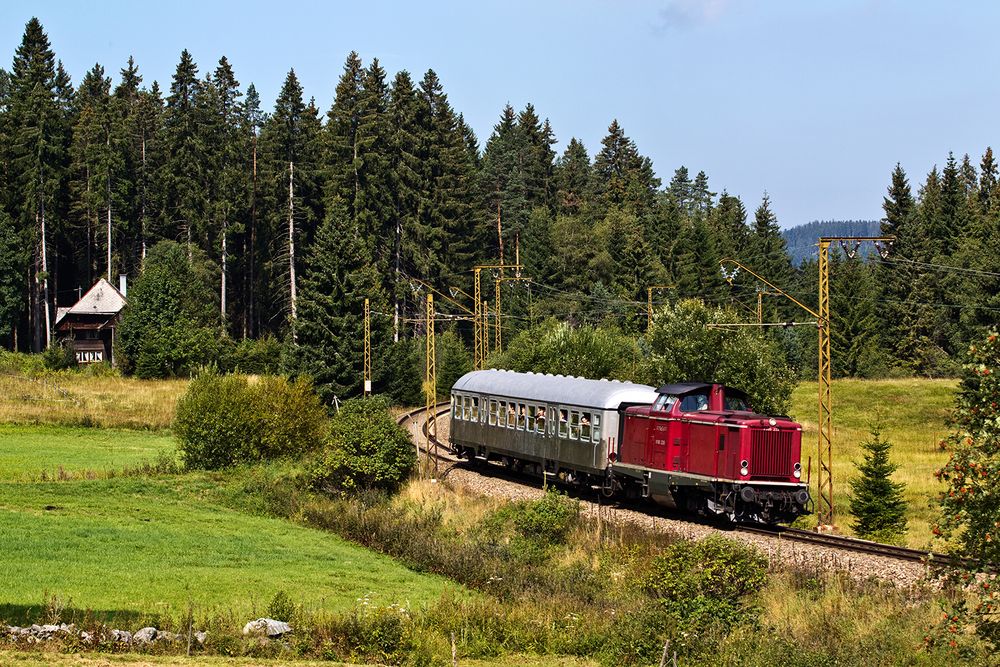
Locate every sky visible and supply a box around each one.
[2,0,998,228]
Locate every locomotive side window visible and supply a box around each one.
[559,409,568,438]
[488,400,498,426]
[679,392,709,412]
[592,414,602,442]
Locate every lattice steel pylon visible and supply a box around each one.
[363,298,371,396]
[473,269,483,369]
[647,285,674,329]
[817,241,833,528]
[424,293,437,477]
[814,236,894,529]
[483,300,489,359]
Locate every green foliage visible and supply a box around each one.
[41,341,76,370]
[174,371,327,469]
[848,424,908,542]
[644,299,796,414]
[117,240,220,378]
[492,319,641,381]
[266,589,297,622]
[643,536,767,627]
[308,396,416,495]
[225,335,282,374]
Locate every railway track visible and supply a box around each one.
[397,403,979,571]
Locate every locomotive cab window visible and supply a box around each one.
[724,394,751,412]
[679,392,709,412]
[654,394,678,412]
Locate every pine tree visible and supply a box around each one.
[554,138,592,216]
[592,119,659,217]
[673,217,723,301]
[7,18,68,351]
[287,196,383,402]
[750,193,793,320]
[158,49,204,249]
[480,103,529,264]
[849,424,908,542]
[0,211,25,347]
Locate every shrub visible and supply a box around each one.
[174,372,328,469]
[308,396,416,494]
[42,341,76,370]
[643,535,767,627]
[227,335,282,374]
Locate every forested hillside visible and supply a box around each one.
[1,18,998,392]
[782,220,881,265]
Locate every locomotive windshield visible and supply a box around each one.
[653,394,677,411]
[724,394,751,411]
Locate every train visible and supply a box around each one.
[449,369,811,524]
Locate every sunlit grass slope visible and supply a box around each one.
[789,378,957,547]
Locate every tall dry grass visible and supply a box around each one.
[0,371,187,430]
[790,378,958,547]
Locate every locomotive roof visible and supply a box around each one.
[452,369,658,410]
[656,382,750,399]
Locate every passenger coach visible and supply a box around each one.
[450,369,658,488]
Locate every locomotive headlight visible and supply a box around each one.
[793,462,802,479]
[740,460,749,476]
[768,418,777,427]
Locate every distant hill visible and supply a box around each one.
[781,219,882,265]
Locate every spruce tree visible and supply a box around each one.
[158,49,204,248]
[554,138,592,216]
[849,424,908,542]
[0,211,25,347]
[287,196,383,402]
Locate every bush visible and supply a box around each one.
[42,341,76,370]
[307,396,416,495]
[174,372,328,469]
[643,535,767,627]
[227,335,282,374]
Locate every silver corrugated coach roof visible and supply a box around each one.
[452,369,659,410]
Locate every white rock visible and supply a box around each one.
[133,626,158,643]
[242,618,291,637]
[194,630,208,644]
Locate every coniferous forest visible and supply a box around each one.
[2,18,999,394]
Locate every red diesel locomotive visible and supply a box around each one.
[450,370,811,524]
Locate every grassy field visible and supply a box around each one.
[0,371,185,430]
[0,425,174,480]
[789,378,957,546]
[0,652,596,667]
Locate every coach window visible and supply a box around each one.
[592,414,602,442]
[471,397,479,422]
[508,403,517,428]
[559,409,568,438]
[581,413,591,441]
[535,406,546,433]
[451,395,458,418]
[488,400,498,426]
[526,405,536,432]
[516,404,526,430]
[569,411,581,440]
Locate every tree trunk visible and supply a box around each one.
[288,161,297,334]
[248,134,257,338]
[496,194,504,266]
[393,215,401,342]
[140,135,147,261]
[106,162,112,281]
[40,200,52,350]
[221,216,227,328]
